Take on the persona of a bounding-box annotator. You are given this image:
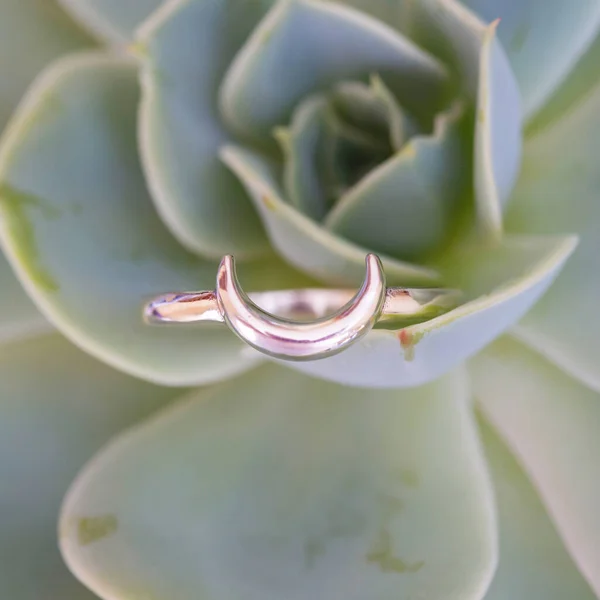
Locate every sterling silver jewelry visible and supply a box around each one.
[144,254,459,361]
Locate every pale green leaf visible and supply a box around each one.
[325,102,467,260]
[527,28,600,135]
[332,0,413,36]
[136,0,271,258]
[0,0,93,132]
[0,251,49,345]
[479,416,596,600]
[0,53,311,386]
[276,87,393,221]
[333,0,423,38]
[330,76,417,152]
[60,364,496,600]
[0,333,183,600]
[472,336,600,596]
[276,95,335,221]
[220,144,443,286]
[282,234,575,387]
[406,1,522,234]
[219,0,448,141]
[507,75,600,393]
[474,22,522,237]
[460,0,600,122]
[58,0,164,43]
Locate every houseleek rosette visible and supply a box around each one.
[0,1,599,599]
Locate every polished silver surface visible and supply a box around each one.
[144,254,459,361]
[216,254,385,360]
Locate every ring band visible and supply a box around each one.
[144,254,459,361]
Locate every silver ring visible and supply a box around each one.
[144,254,460,361]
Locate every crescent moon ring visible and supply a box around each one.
[143,254,460,361]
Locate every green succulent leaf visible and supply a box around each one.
[471,337,600,596]
[479,416,596,600]
[0,53,313,386]
[220,144,443,286]
[474,22,521,237]
[507,76,600,393]
[0,252,49,345]
[0,333,183,600]
[332,0,412,34]
[460,0,600,122]
[276,94,342,222]
[0,0,93,133]
[400,0,522,236]
[276,81,403,222]
[330,76,417,151]
[219,0,449,142]
[526,27,600,135]
[58,0,164,43]
[324,101,467,260]
[281,235,575,387]
[60,364,496,600]
[0,0,596,598]
[406,0,500,94]
[136,0,272,258]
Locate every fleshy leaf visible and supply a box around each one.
[406,0,522,224]
[220,144,442,286]
[276,91,390,221]
[280,234,575,387]
[0,53,311,386]
[60,364,497,600]
[136,0,271,258]
[0,0,93,132]
[526,28,600,135]
[474,22,522,237]
[58,0,164,43]
[332,0,413,37]
[471,336,600,596]
[276,95,335,221]
[0,251,49,345]
[479,416,596,600]
[219,0,448,141]
[460,0,600,121]
[506,76,600,393]
[325,102,467,260]
[0,333,183,600]
[330,77,418,151]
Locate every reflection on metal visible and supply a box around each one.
[145,254,458,361]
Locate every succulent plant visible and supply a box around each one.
[1,0,599,599]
